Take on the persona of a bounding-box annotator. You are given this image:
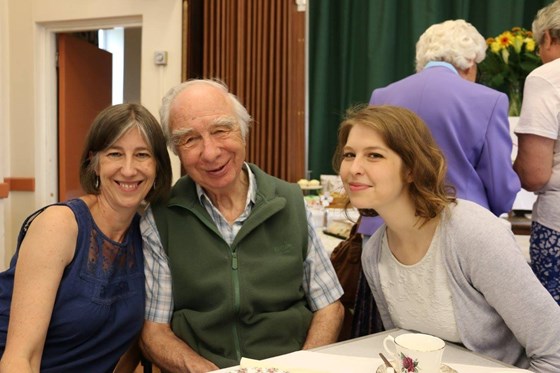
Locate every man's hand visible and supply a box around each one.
[140,320,219,373]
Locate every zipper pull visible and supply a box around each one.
[232,252,238,270]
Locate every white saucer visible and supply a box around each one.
[376,362,457,373]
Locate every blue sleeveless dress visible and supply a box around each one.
[0,199,145,372]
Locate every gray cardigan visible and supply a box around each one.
[362,199,560,373]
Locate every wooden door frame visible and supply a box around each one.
[33,16,142,207]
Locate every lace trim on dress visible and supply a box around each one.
[86,225,139,277]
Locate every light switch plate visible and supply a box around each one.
[154,51,168,65]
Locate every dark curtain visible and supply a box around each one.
[308,0,553,179]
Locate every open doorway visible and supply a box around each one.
[98,27,142,105]
[55,27,141,201]
[33,17,143,209]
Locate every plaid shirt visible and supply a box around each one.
[141,164,343,323]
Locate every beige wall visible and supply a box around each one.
[1,0,8,269]
[1,0,183,268]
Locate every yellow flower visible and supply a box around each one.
[490,41,502,53]
[525,38,535,52]
[501,48,510,64]
[512,35,524,53]
[497,31,514,47]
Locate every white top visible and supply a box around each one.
[378,226,461,343]
[363,200,560,371]
[515,58,560,232]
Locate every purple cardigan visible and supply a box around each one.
[369,63,520,215]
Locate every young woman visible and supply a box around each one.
[0,103,172,372]
[334,105,560,372]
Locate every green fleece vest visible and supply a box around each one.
[152,164,312,368]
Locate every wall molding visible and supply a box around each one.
[0,182,8,198]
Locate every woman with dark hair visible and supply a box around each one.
[0,103,172,372]
[334,105,560,372]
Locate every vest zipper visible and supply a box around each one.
[231,250,242,362]
[232,251,238,270]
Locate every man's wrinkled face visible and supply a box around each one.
[169,84,246,194]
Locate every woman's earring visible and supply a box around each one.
[152,179,157,190]
[95,176,100,189]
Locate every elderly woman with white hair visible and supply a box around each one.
[359,20,520,244]
[368,19,520,218]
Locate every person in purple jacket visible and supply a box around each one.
[359,19,521,237]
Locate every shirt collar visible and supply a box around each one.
[424,61,459,75]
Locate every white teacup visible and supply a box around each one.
[383,333,445,372]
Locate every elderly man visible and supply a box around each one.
[140,79,344,371]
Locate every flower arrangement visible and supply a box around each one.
[478,27,542,116]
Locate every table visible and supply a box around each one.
[316,228,344,256]
[318,223,531,262]
[507,211,532,235]
[314,328,514,368]
[211,329,520,372]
